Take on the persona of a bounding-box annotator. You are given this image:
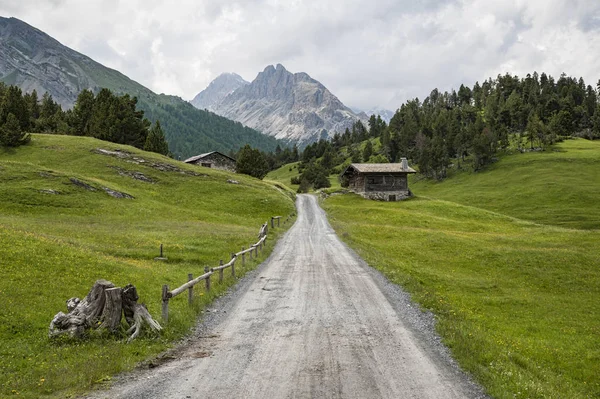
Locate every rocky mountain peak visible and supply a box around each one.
[191,64,367,144]
[190,72,249,111]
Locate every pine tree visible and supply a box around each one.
[236,144,270,179]
[362,140,373,162]
[144,120,170,155]
[72,89,95,136]
[0,113,30,147]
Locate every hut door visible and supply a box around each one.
[389,195,396,201]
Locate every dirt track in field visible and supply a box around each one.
[87,194,486,399]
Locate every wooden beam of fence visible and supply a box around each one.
[218,260,224,283]
[204,266,211,292]
[231,253,236,278]
[162,284,169,322]
[169,269,213,298]
[187,274,193,305]
[161,218,281,322]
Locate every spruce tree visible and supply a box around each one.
[236,144,270,179]
[144,120,170,155]
[362,140,373,162]
[0,113,30,147]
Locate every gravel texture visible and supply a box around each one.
[86,194,488,399]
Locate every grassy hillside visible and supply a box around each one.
[266,161,301,190]
[411,139,600,229]
[322,140,600,398]
[0,134,295,398]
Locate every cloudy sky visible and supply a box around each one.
[2,0,599,111]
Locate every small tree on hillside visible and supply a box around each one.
[144,120,170,156]
[362,140,373,162]
[526,113,545,149]
[0,113,30,147]
[236,144,270,179]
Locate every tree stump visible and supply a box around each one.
[49,280,161,342]
[99,287,123,331]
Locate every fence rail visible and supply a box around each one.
[161,220,280,322]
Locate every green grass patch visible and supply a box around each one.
[0,134,295,398]
[323,195,599,398]
[411,138,600,230]
[265,161,301,190]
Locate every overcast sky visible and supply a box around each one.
[2,0,600,111]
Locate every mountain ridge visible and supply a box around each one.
[0,16,280,158]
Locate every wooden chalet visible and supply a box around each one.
[340,158,417,201]
[184,151,236,172]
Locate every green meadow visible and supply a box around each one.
[0,134,295,398]
[322,138,600,398]
[411,139,600,230]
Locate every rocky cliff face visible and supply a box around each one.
[190,73,248,111]
[0,17,113,108]
[193,64,367,144]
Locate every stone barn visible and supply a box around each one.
[340,158,417,201]
[184,152,236,172]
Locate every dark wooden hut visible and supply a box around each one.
[184,151,236,172]
[340,158,416,201]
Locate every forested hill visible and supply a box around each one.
[296,71,600,183]
[384,72,600,178]
[0,17,280,159]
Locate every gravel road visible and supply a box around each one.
[88,194,487,399]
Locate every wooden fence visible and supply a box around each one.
[161,216,291,322]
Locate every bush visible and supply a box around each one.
[297,178,311,193]
[290,176,301,185]
[313,172,331,189]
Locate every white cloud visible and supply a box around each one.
[1,0,599,110]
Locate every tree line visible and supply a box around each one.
[0,83,169,155]
[295,71,600,183]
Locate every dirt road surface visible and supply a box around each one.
[88,194,486,399]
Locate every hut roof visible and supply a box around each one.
[342,162,416,175]
[184,151,236,164]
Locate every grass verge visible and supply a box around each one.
[323,194,599,398]
[0,134,296,398]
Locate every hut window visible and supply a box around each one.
[201,162,211,168]
[367,176,383,184]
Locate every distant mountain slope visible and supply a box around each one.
[0,17,280,158]
[192,64,367,145]
[190,72,248,111]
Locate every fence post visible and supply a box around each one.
[242,247,245,266]
[271,217,274,229]
[231,253,236,278]
[204,266,211,292]
[219,260,224,283]
[162,284,169,322]
[249,246,253,260]
[277,217,280,227]
[255,244,258,257]
[187,274,193,305]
